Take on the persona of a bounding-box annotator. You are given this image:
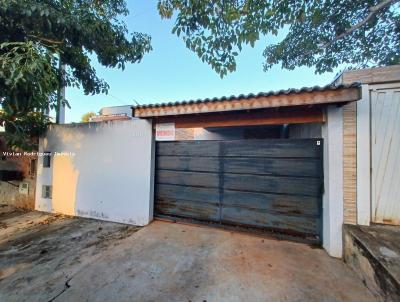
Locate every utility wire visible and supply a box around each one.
[107,93,130,106]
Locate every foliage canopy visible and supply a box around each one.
[0,0,151,149]
[158,0,400,77]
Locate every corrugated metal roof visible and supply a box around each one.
[133,83,360,109]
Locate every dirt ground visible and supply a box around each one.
[0,206,376,302]
[0,206,140,302]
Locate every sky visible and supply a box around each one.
[65,0,343,123]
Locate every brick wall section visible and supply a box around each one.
[343,102,357,224]
[175,128,195,140]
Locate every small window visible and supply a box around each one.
[29,159,36,176]
[42,185,52,199]
[43,152,51,168]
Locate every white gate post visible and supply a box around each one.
[322,105,344,258]
[357,84,371,226]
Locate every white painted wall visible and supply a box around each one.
[99,105,133,116]
[35,119,154,226]
[322,105,344,258]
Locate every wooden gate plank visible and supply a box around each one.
[222,190,320,217]
[157,156,219,173]
[221,206,318,236]
[223,157,322,177]
[155,184,219,204]
[156,170,219,188]
[156,198,220,221]
[223,174,322,197]
[157,141,220,156]
[222,139,322,158]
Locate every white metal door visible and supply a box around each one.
[371,88,400,225]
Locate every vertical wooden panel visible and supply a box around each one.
[343,102,357,224]
[371,89,400,225]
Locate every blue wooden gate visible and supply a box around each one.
[155,139,323,244]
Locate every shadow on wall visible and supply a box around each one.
[52,151,80,216]
[41,127,83,216]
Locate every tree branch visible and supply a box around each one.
[296,0,399,59]
[323,0,399,48]
[27,35,63,45]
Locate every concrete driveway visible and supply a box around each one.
[0,207,376,302]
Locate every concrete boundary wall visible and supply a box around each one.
[35,119,154,226]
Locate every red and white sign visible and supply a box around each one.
[155,123,175,141]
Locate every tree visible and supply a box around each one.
[80,111,96,123]
[0,41,57,149]
[0,0,151,149]
[158,0,400,77]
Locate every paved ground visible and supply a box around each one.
[0,206,376,302]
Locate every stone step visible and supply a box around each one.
[343,224,400,302]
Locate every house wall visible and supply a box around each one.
[194,126,284,140]
[192,123,322,140]
[175,125,285,141]
[194,127,245,140]
[288,123,322,138]
[35,119,154,226]
[175,128,195,140]
[337,65,400,226]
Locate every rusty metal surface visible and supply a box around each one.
[154,139,323,244]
